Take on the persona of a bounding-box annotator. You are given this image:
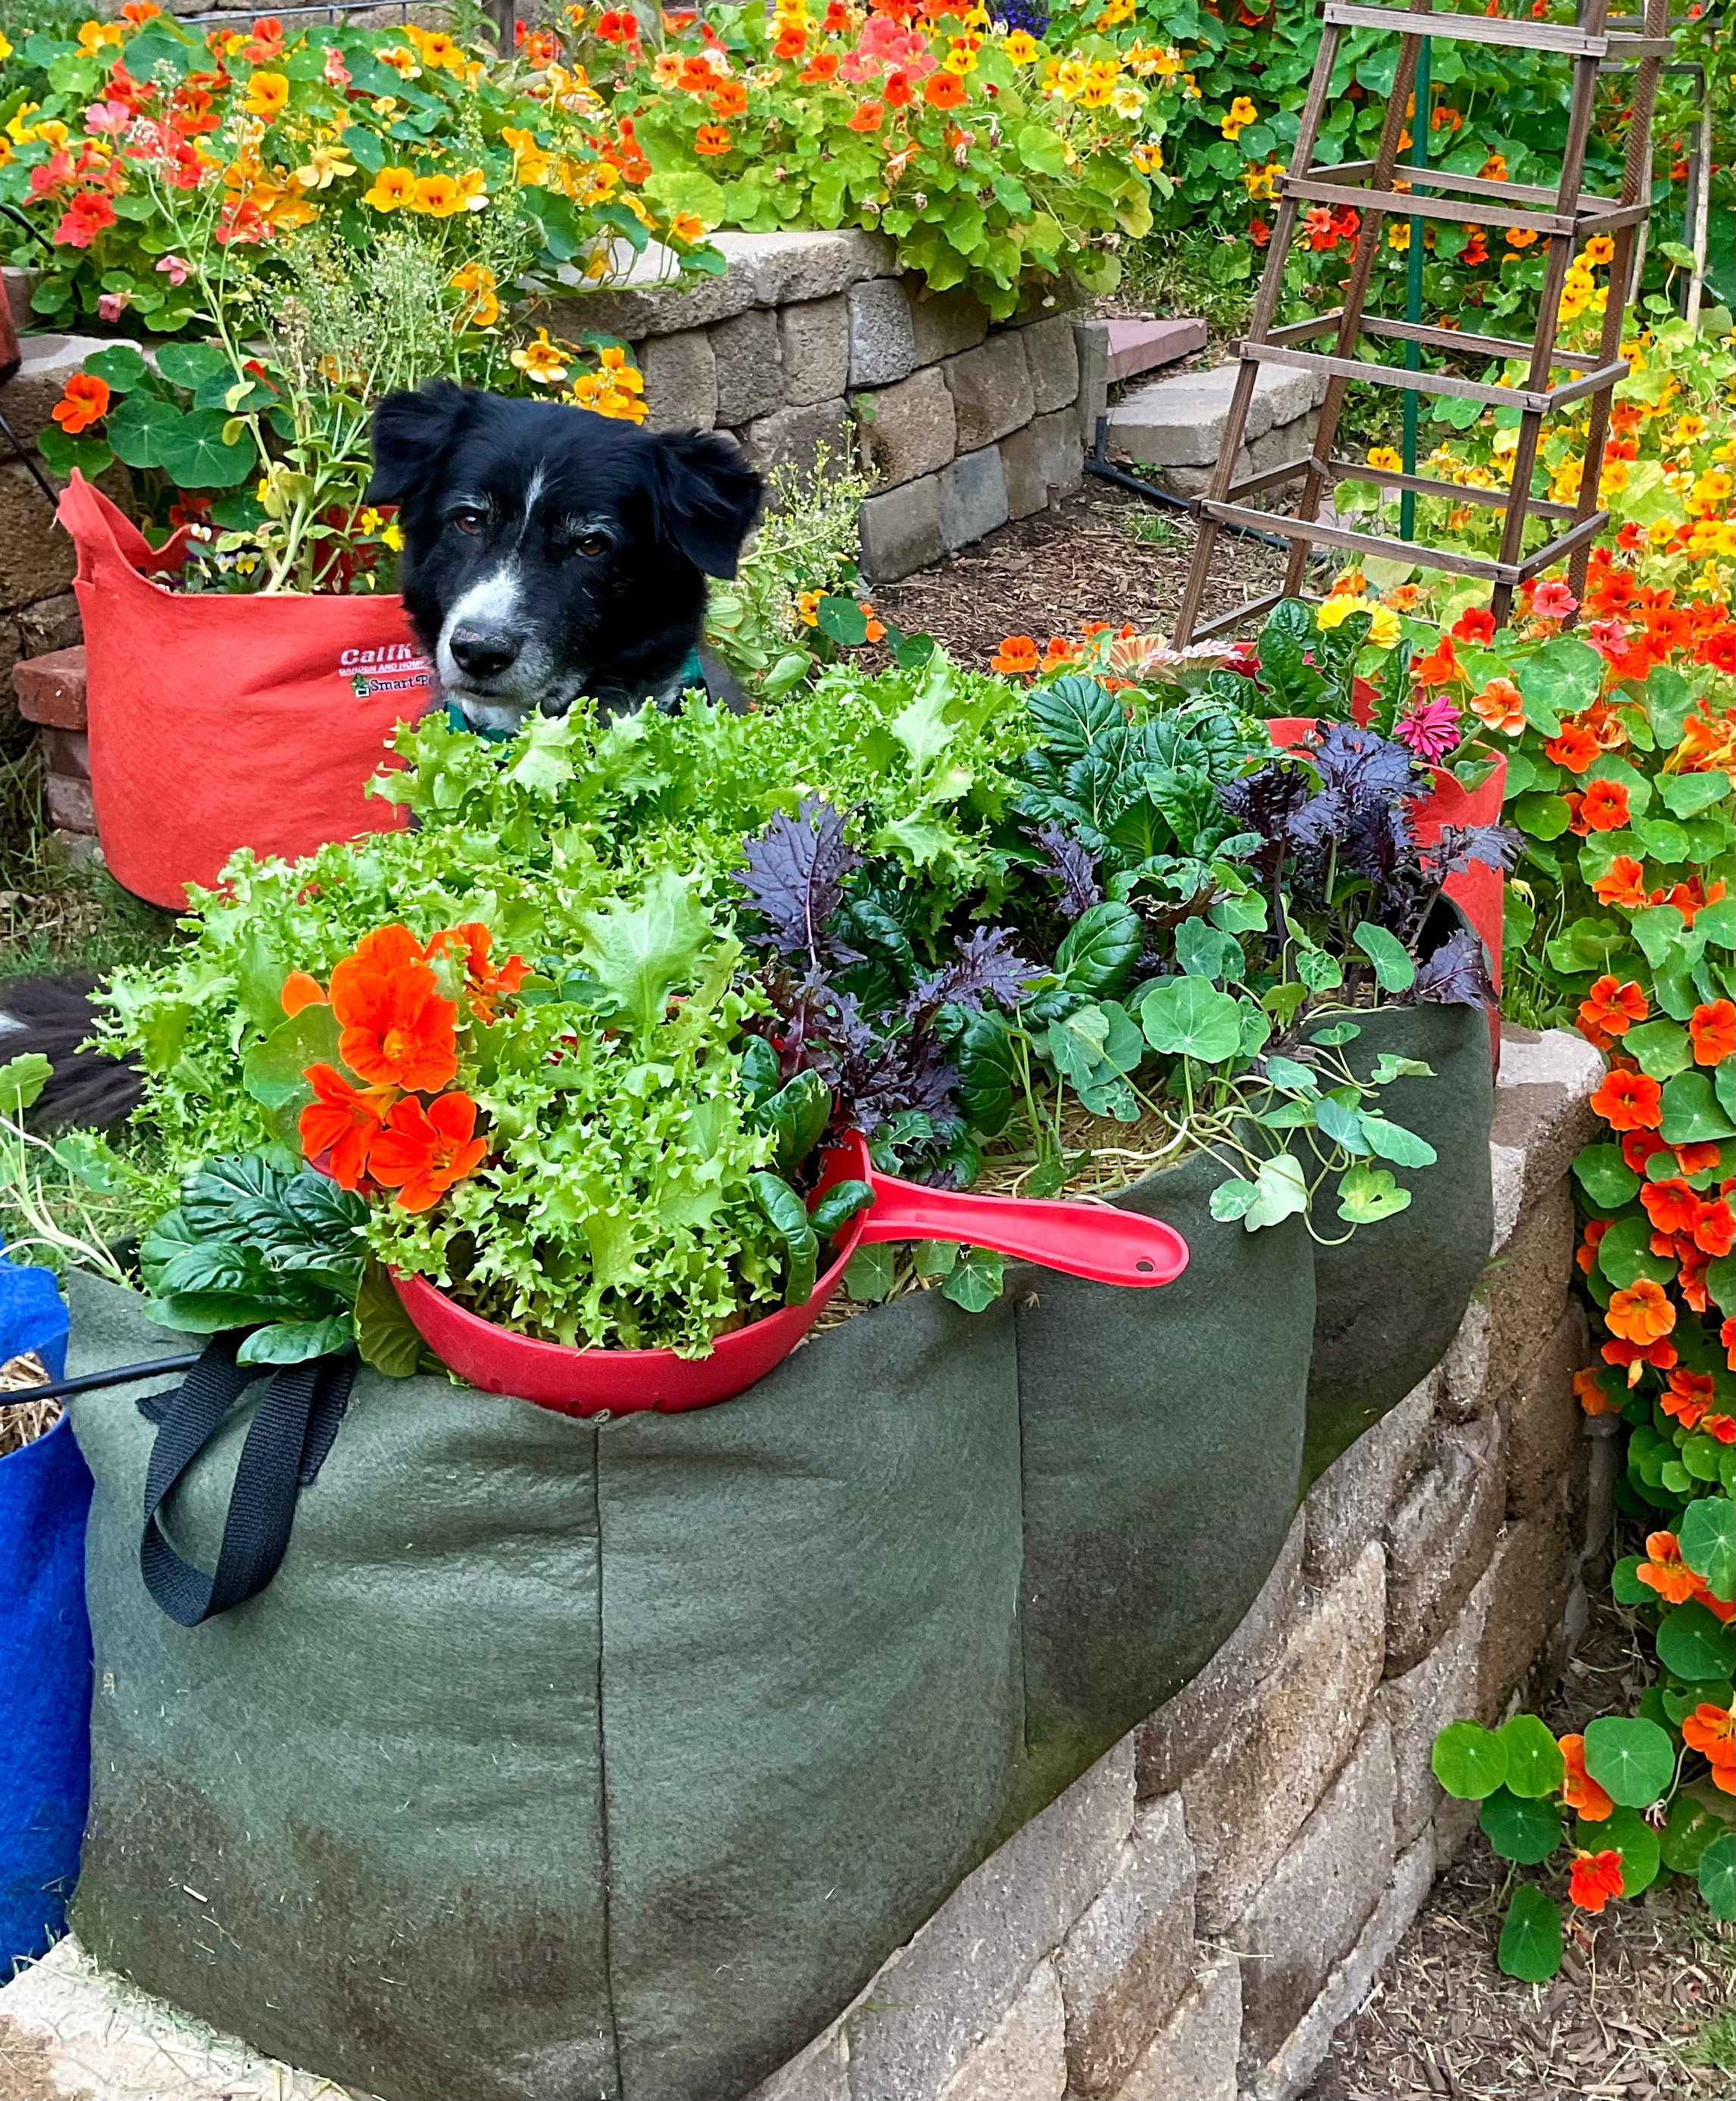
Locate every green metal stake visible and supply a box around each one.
[1400,39,1431,543]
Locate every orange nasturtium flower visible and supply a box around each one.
[1572,1365,1615,1416]
[1682,1705,1734,1794]
[1635,1529,1706,1605]
[991,635,1040,674]
[1690,999,1735,1065]
[1591,854,1650,908]
[430,922,530,1024]
[1576,974,1647,1041]
[1605,1277,1675,1346]
[1568,1847,1625,1913]
[52,372,111,434]
[368,1091,488,1212]
[362,165,416,211]
[280,970,327,1017]
[241,70,289,119]
[924,70,967,108]
[329,927,459,1092]
[1578,778,1631,831]
[693,123,733,155]
[1544,721,1600,773]
[1589,1066,1662,1131]
[298,1064,396,1189]
[1558,1734,1613,1820]
[1469,677,1525,736]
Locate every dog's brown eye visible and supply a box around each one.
[453,509,486,536]
[576,532,610,558]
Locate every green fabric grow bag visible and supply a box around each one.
[66,1149,1314,2101]
[1303,998,1494,1485]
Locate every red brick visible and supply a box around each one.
[45,773,95,833]
[14,645,86,729]
[39,727,89,781]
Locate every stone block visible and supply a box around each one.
[999,409,1083,521]
[857,367,956,487]
[711,307,785,427]
[13,646,87,730]
[1105,317,1209,385]
[1482,1182,1577,1402]
[1137,1510,1305,1800]
[1488,1024,1605,1249]
[1107,363,1325,467]
[937,446,1008,553]
[1231,1721,1397,2080]
[905,285,990,364]
[743,398,849,480]
[1379,1562,1494,1851]
[858,474,944,583]
[780,296,850,408]
[14,592,80,661]
[1111,1952,1240,2101]
[0,1938,369,2101]
[1384,1412,1507,1675]
[1020,314,1081,414]
[4,267,40,332]
[849,277,918,388]
[0,461,77,611]
[1506,1300,1591,1519]
[45,774,95,833]
[1056,1795,1196,2098]
[1582,1414,1623,1563]
[751,2026,852,2101]
[1438,1296,1495,1424]
[1475,1499,1574,1715]
[1246,411,1319,483]
[1074,318,1110,450]
[1303,1371,1437,1587]
[1434,1795,1480,1869]
[639,328,718,432]
[943,335,1034,451]
[937,1962,1066,2101]
[41,727,89,783]
[1159,450,1254,501]
[1181,1541,1386,1933]
[730,230,898,307]
[1244,1833,1434,2101]
[2,334,114,450]
[845,1739,1133,2101]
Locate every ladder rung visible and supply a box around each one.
[1518,511,1612,580]
[1324,159,1623,214]
[1222,458,1318,502]
[1199,501,1523,586]
[1282,174,1576,238]
[1545,357,1632,408]
[1323,459,1580,521]
[1260,311,1606,374]
[1606,35,1681,57]
[1320,5,1617,59]
[1577,201,1655,235]
[1189,591,1294,641]
[1243,341,1552,413]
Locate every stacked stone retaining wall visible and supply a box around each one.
[0,1026,1606,2101]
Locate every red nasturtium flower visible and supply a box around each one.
[1559,1734,1613,1820]
[298,1064,395,1190]
[1635,1530,1706,1605]
[1681,1705,1734,1795]
[1578,778,1631,831]
[1605,1277,1675,1346]
[329,927,458,1091]
[280,970,327,1017]
[991,635,1039,674]
[369,1092,488,1212]
[1544,722,1600,773]
[1452,605,1497,644]
[1690,999,1735,1065]
[1576,974,1647,1043]
[1568,1848,1625,1913]
[1590,1067,1662,1131]
[1675,1140,1724,1175]
[1694,1197,1735,1258]
[52,373,111,434]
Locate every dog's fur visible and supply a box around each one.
[368,379,763,731]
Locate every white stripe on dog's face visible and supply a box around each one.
[435,563,525,693]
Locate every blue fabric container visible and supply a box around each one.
[0,1246,90,1977]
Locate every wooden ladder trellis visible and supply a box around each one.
[1172,0,1675,644]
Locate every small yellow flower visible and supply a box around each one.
[1004,30,1040,64]
[668,211,707,243]
[511,329,571,386]
[76,22,125,57]
[1315,595,1370,630]
[1131,139,1163,174]
[361,166,416,212]
[796,589,823,627]
[1387,222,1410,251]
[382,521,404,552]
[1110,84,1143,119]
[242,71,290,120]
[376,45,422,80]
[408,172,463,217]
[1221,95,1257,141]
[294,145,356,190]
[1367,446,1403,472]
[0,32,12,61]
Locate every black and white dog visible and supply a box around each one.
[367,378,764,732]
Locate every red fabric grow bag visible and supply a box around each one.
[60,474,429,909]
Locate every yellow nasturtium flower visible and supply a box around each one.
[361,165,416,212]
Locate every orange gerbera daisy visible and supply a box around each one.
[368,1090,489,1212]
[1606,1277,1675,1346]
[1559,1734,1613,1820]
[1568,1847,1625,1913]
[1635,1530,1706,1605]
[280,970,327,1017]
[1662,1368,1715,1427]
[1690,999,1734,1065]
[1578,778,1631,831]
[991,635,1040,674]
[1681,1704,1734,1794]
[1591,855,1649,908]
[1590,1067,1662,1131]
[298,1063,396,1190]
[1577,974,1647,1041]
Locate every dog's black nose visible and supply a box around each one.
[449,625,524,680]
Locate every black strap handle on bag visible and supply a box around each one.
[136,1332,356,1627]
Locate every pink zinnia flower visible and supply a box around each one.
[1531,580,1578,621]
[1394,695,1463,761]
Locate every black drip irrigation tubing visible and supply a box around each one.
[2,1354,203,1406]
[1083,413,1299,555]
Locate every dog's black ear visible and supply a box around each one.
[648,430,764,580]
[365,378,477,506]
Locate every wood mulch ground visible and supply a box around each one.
[1303,1581,1734,2101]
[868,476,1291,667]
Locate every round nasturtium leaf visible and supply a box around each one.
[1573,1143,1641,1208]
[1656,1600,1736,1684]
[1431,1719,1507,1799]
[1584,1806,1662,1897]
[1498,1713,1566,1798]
[1497,1884,1562,1982]
[1659,1789,1727,1876]
[1138,977,1243,1064]
[1699,1831,1735,1921]
[1582,1717,1676,1809]
[1678,1496,1736,1604]
[1479,1787,1562,1865]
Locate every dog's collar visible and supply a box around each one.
[445,649,708,744]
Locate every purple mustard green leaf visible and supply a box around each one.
[1410,927,1494,1008]
[1031,821,1104,920]
[737,798,862,963]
